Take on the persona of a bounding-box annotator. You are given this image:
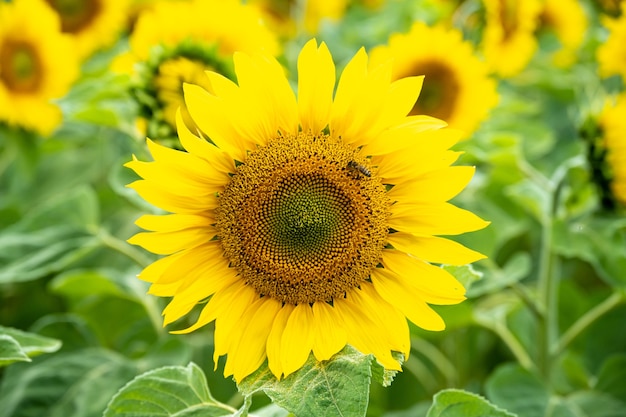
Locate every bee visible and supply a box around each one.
[347,161,371,178]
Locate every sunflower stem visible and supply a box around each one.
[96,228,153,268]
[551,290,625,356]
[492,322,536,372]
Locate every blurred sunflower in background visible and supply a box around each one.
[0,0,78,135]
[585,94,626,209]
[126,39,489,383]
[370,21,498,137]
[597,9,626,82]
[40,0,129,59]
[537,0,588,68]
[117,0,279,143]
[481,0,542,78]
[247,0,349,36]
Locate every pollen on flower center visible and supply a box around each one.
[0,40,42,93]
[216,132,391,305]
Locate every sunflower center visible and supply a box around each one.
[216,132,390,305]
[408,61,459,121]
[0,40,42,93]
[498,0,519,41]
[44,0,101,33]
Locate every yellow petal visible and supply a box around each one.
[128,226,214,255]
[183,83,248,161]
[137,252,182,284]
[364,115,449,156]
[281,303,315,377]
[389,202,490,236]
[371,268,446,331]
[266,303,295,379]
[148,242,223,285]
[330,47,368,138]
[126,180,217,214]
[334,289,401,370]
[176,109,235,176]
[375,148,462,183]
[387,166,476,203]
[227,297,282,382]
[380,249,466,304]
[298,39,335,134]
[312,302,347,362]
[387,233,486,265]
[135,213,213,232]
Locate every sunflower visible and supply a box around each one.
[597,12,626,82]
[127,39,489,382]
[41,0,129,58]
[481,0,542,78]
[588,94,626,208]
[370,22,498,137]
[120,0,279,141]
[537,0,588,67]
[247,0,348,35]
[0,0,78,135]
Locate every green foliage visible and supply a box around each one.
[239,346,374,417]
[0,326,61,367]
[427,389,516,417]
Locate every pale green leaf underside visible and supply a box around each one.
[0,326,61,367]
[427,389,518,417]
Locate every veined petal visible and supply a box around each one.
[298,39,335,134]
[364,115,449,156]
[183,83,248,161]
[128,226,213,255]
[127,180,218,213]
[371,267,446,331]
[330,47,368,138]
[267,304,295,379]
[387,233,486,265]
[389,202,490,236]
[387,166,476,203]
[226,297,282,382]
[312,302,347,362]
[335,289,402,370]
[281,304,315,377]
[380,249,466,304]
[176,109,235,176]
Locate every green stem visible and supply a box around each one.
[552,291,625,356]
[411,337,458,385]
[493,323,536,372]
[96,228,153,268]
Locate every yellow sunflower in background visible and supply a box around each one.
[597,12,626,82]
[0,0,78,135]
[119,0,280,141]
[538,0,588,67]
[247,0,348,36]
[596,94,626,207]
[126,39,489,382]
[370,22,498,137]
[41,0,129,59]
[481,0,542,78]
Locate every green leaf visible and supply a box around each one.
[485,363,548,417]
[469,252,531,297]
[103,362,235,417]
[504,179,551,224]
[594,354,626,401]
[0,335,30,366]
[427,389,517,417]
[0,326,61,367]
[49,269,124,299]
[238,345,373,417]
[0,348,138,417]
[443,264,483,293]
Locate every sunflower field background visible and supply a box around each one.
[1,0,626,416]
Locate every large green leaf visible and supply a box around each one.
[0,348,137,417]
[485,364,549,417]
[427,389,517,417]
[103,363,236,417]
[594,354,626,402]
[238,345,373,417]
[0,326,61,367]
